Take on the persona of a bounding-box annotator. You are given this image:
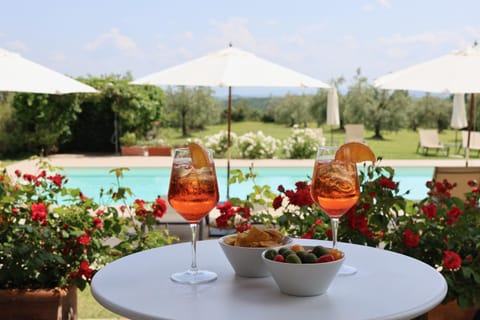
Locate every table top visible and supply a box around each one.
[91,239,447,320]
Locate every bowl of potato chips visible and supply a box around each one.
[219,226,291,277]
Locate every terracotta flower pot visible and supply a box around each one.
[426,300,479,320]
[147,146,172,156]
[121,146,147,156]
[0,286,77,320]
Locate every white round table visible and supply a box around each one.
[91,239,447,320]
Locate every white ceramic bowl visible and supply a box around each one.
[219,235,291,278]
[262,245,344,296]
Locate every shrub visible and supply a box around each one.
[237,131,279,159]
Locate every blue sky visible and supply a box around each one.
[1,0,479,96]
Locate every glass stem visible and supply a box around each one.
[331,218,339,249]
[189,223,198,272]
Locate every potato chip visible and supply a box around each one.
[227,226,285,248]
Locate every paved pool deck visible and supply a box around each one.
[6,153,480,173]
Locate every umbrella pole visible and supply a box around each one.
[466,93,475,167]
[226,86,232,199]
[330,126,334,146]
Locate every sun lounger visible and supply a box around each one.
[416,129,449,156]
[459,131,480,157]
[433,166,480,199]
[345,124,365,143]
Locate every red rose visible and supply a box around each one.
[443,250,462,270]
[93,217,103,229]
[216,201,233,213]
[378,177,397,190]
[272,195,283,209]
[326,229,333,239]
[47,173,64,187]
[31,202,47,223]
[421,203,437,219]
[78,230,91,246]
[152,197,167,218]
[403,229,420,247]
[446,207,462,225]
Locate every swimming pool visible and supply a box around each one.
[63,166,433,202]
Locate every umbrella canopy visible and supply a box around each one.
[131,47,330,89]
[374,44,480,94]
[0,48,97,94]
[131,46,330,198]
[374,43,480,164]
[451,93,467,130]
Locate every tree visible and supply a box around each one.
[343,69,410,139]
[411,94,451,132]
[66,73,164,152]
[10,93,81,155]
[268,94,312,127]
[164,86,221,137]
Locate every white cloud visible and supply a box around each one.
[377,0,392,9]
[84,28,140,57]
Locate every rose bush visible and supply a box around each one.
[0,161,176,291]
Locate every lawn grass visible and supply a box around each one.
[78,287,120,319]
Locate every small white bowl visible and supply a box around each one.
[219,235,291,278]
[262,246,344,296]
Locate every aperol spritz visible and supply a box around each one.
[310,146,360,275]
[168,144,219,284]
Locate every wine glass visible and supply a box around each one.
[168,147,219,284]
[310,146,360,276]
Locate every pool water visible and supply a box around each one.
[63,166,433,202]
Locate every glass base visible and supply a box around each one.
[337,264,357,276]
[171,269,217,284]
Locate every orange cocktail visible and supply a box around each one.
[168,143,219,284]
[168,162,219,223]
[311,160,360,219]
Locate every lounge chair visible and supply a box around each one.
[459,131,480,157]
[433,166,480,199]
[416,129,449,156]
[345,124,365,143]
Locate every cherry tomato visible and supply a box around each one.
[273,254,285,262]
[316,254,335,263]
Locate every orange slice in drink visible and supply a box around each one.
[188,142,210,169]
[335,142,376,163]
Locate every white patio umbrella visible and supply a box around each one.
[326,86,340,145]
[131,46,330,198]
[451,93,468,150]
[0,48,97,94]
[374,43,480,165]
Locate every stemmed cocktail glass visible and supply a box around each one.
[310,146,360,276]
[168,145,219,284]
